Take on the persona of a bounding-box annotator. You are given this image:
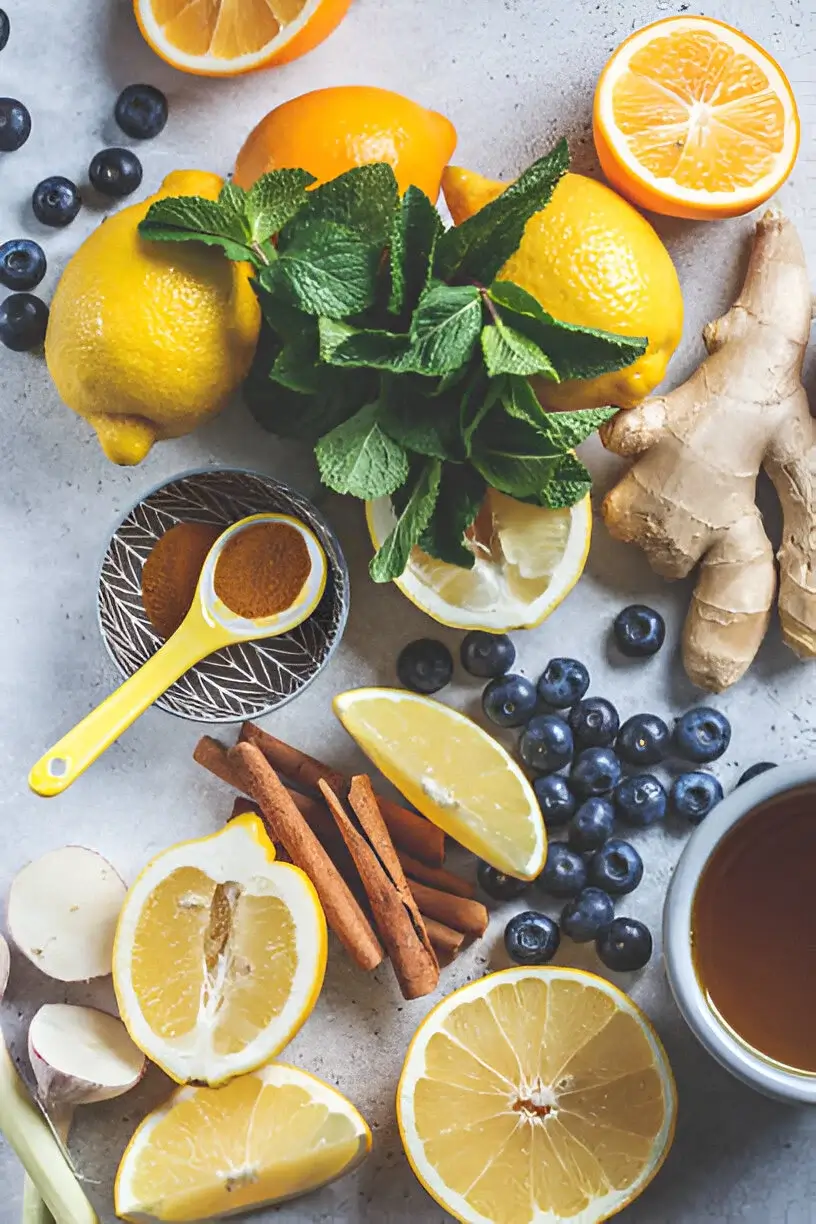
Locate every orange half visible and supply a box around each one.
[594,16,799,219]
[135,0,353,76]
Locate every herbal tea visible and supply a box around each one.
[692,785,816,1074]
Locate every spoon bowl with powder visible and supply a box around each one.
[29,514,327,797]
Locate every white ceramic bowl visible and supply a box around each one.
[664,760,816,1105]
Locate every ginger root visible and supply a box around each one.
[602,209,815,692]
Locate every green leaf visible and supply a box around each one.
[246,169,315,243]
[500,374,551,428]
[379,378,463,460]
[218,181,247,222]
[316,402,409,499]
[270,220,381,317]
[388,186,444,315]
[138,194,254,262]
[402,284,483,375]
[319,318,411,370]
[536,452,593,508]
[370,459,442,582]
[481,320,558,379]
[252,279,312,343]
[418,464,486,568]
[269,328,326,394]
[471,409,561,498]
[434,140,570,284]
[460,373,505,455]
[287,164,399,246]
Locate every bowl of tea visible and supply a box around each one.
[664,761,816,1103]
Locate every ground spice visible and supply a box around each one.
[141,522,223,639]
[214,521,311,620]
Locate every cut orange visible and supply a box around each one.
[594,16,799,219]
[134,0,353,77]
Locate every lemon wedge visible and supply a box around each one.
[334,688,545,879]
[398,968,676,1224]
[115,1062,371,1222]
[112,814,326,1086]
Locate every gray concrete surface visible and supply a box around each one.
[2,0,815,1219]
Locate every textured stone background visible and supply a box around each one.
[1,0,815,1219]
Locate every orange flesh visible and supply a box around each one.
[149,0,309,57]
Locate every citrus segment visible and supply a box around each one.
[333,688,545,879]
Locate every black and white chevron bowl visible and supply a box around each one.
[97,468,349,723]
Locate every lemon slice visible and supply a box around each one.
[398,968,676,1224]
[334,688,545,879]
[367,489,591,631]
[113,814,327,1086]
[115,1062,371,1222]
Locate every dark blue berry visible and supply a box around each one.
[737,762,777,787]
[504,910,560,965]
[570,747,622,798]
[537,658,589,709]
[115,84,168,140]
[533,774,576,828]
[477,861,528,902]
[561,888,614,942]
[482,674,537,728]
[671,771,723,824]
[397,639,453,694]
[0,98,30,152]
[537,843,587,898]
[596,917,652,972]
[0,10,9,51]
[588,838,643,895]
[0,240,46,292]
[673,707,731,764]
[519,714,573,774]
[0,293,48,351]
[460,631,515,678]
[569,698,619,748]
[613,774,667,828]
[567,797,615,853]
[89,147,143,198]
[32,176,82,228]
[616,713,670,767]
[613,604,666,658]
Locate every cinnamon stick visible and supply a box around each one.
[230,743,384,972]
[407,879,489,937]
[421,916,465,963]
[319,777,439,1000]
[240,722,445,866]
[397,854,477,900]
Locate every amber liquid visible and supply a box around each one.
[692,785,816,1074]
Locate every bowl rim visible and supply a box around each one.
[663,759,816,1104]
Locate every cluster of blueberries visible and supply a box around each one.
[0,13,168,351]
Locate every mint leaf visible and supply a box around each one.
[533,403,617,451]
[370,459,442,582]
[460,373,505,455]
[319,318,410,370]
[418,464,486,567]
[481,320,558,379]
[139,193,254,262]
[252,281,312,344]
[246,169,315,243]
[218,181,247,222]
[269,220,381,317]
[389,186,443,316]
[379,378,463,460]
[471,411,560,498]
[316,402,409,499]
[403,284,483,375]
[500,374,551,428]
[434,140,569,284]
[287,164,399,247]
[536,452,592,508]
[270,328,326,394]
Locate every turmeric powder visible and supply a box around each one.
[141,522,223,639]
[214,521,311,620]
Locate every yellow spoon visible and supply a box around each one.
[29,514,327,798]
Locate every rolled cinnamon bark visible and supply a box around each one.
[407,880,489,937]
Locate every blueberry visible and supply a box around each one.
[567,797,615,853]
[588,838,643,895]
[482,674,537,728]
[569,698,620,748]
[0,240,46,292]
[89,147,144,198]
[596,917,652,972]
[673,707,731,764]
[519,715,573,774]
[613,774,667,828]
[537,843,587,898]
[537,658,589,709]
[396,639,453,694]
[477,861,529,902]
[0,10,9,51]
[671,771,723,824]
[115,84,168,140]
[0,98,31,152]
[533,774,576,828]
[0,293,48,351]
[504,910,560,965]
[460,631,515,678]
[561,888,614,943]
[32,176,82,228]
[737,762,777,787]
[570,747,622,798]
[613,604,666,658]
[616,713,670,767]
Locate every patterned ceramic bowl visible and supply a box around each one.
[98,468,349,723]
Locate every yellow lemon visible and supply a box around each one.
[46,170,260,465]
[442,169,683,410]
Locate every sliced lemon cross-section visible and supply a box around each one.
[113,814,327,1086]
[398,968,676,1224]
[115,1062,371,1222]
[334,688,546,880]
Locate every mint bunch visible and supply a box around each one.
[139,141,647,582]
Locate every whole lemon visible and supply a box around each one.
[46,170,260,465]
[442,169,683,410]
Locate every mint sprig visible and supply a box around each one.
[139,143,648,582]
